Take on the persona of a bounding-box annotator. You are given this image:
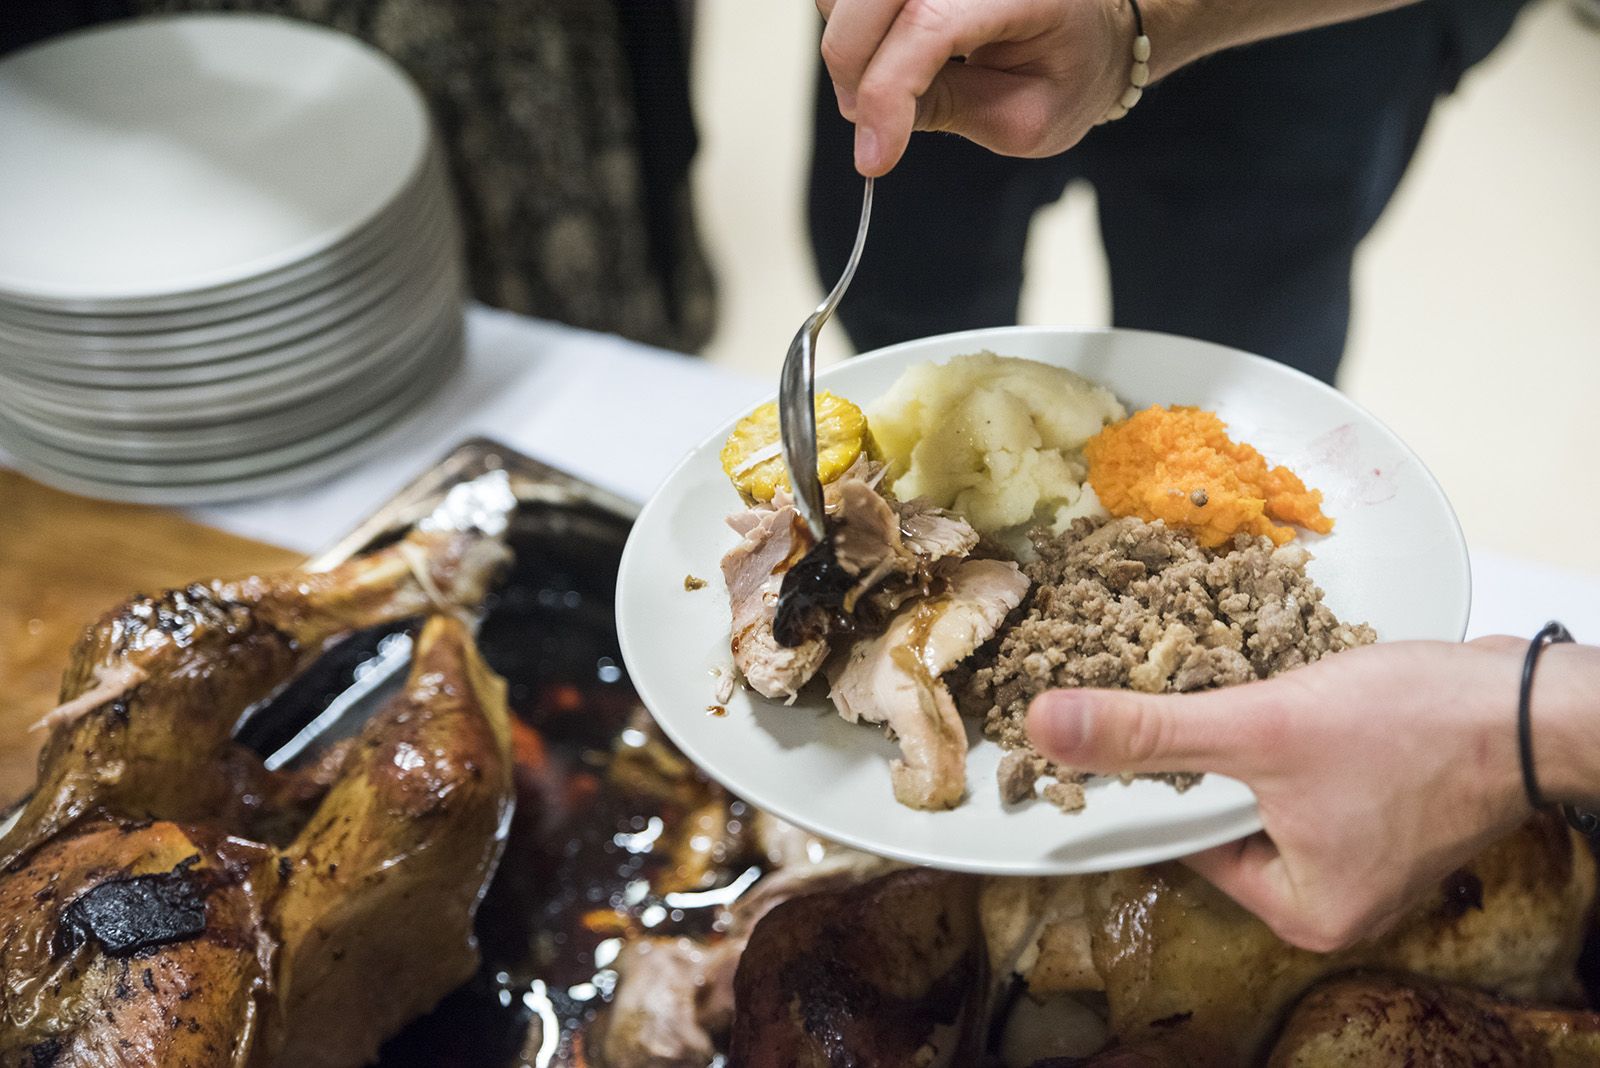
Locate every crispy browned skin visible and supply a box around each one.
[0,541,514,1067]
[0,821,274,1067]
[1,529,507,871]
[728,868,986,1068]
[1267,972,1600,1067]
[1078,815,1594,1066]
[263,615,512,1068]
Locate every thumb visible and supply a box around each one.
[1026,687,1266,779]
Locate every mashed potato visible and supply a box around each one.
[868,352,1125,536]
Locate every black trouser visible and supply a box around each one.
[809,1,1524,386]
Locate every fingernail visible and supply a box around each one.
[855,125,880,174]
[834,81,856,117]
[1027,692,1091,755]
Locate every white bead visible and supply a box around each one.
[1131,61,1149,88]
[1103,103,1128,122]
[1133,35,1151,62]
[1120,86,1143,109]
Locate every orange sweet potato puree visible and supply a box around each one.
[1084,406,1333,548]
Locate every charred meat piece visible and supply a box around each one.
[721,465,979,698]
[2,528,508,871]
[728,868,986,1068]
[0,547,513,1066]
[0,821,274,1067]
[1267,972,1600,1067]
[828,559,1028,809]
[772,534,857,649]
[774,481,977,648]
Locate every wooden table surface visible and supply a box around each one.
[0,471,302,806]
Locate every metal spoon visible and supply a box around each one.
[779,176,874,542]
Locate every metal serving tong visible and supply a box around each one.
[772,177,873,647]
[778,176,874,541]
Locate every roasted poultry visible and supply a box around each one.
[729,867,987,1068]
[595,808,1598,1067]
[1267,972,1600,1067]
[0,531,514,1066]
[981,812,1594,1065]
[1077,969,1600,1067]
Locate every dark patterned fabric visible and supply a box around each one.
[5,0,714,351]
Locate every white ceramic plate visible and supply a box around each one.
[0,194,453,389]
[0,14,428,303]
[0,172,447,347]
[0,313,460,503]
[0,297,458,463]
[0,144,446,317]
[0,254,461,424]
[0,198,451,366]
[616,327,1470,875]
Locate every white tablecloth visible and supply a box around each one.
[13,304,1600,641]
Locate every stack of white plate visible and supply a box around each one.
[0,14,463,504]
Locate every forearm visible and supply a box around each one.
[1530,643,1600,807]
[1142,0,1422,81]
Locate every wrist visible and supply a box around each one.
[1530,643,1600,807]
[1134,0,1213,82]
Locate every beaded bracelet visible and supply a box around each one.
[1097,0,1151,125]
[1518,620,1598,836]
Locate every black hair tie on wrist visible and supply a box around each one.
[1519,620,1597,836]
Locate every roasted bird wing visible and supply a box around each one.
[2,529,506,870]
[0,532,514,1067]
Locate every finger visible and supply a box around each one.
[819,0,905,100]
[914,63,1078,158]
[1026,686,1272,779]
[1183,833,1285,908]
[1181,833,1313,941]
[1186,835,1388,953]
[853,3,993,175]
[832,80,857,121]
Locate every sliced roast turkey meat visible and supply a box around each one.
[721,502,829,699]
[721,468,981,699]
[828,558,1029,809]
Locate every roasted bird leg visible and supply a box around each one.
[263,614,513,1068]
[1,529,508,869]
[0,615,514,1067]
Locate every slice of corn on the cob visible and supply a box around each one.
[719,391,868,503]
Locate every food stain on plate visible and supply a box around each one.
[1294,423,1402,509]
